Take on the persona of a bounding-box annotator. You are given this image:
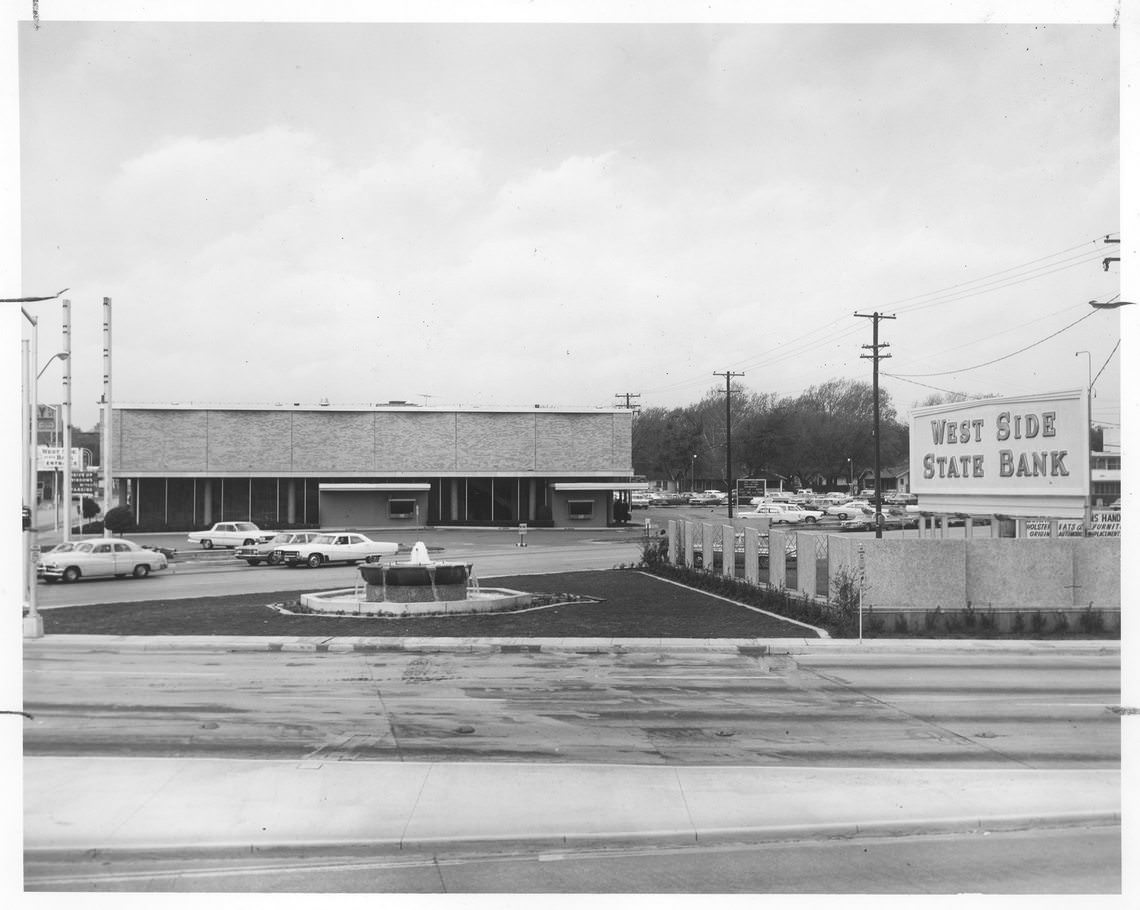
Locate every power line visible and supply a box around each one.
[889,309,1099,378]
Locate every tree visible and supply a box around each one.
[81,497,101,521]
[103,506,135,536]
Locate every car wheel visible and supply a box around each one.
[268,551,283,566]
[807,517,819,523]
[62,566,81,583]
[201,539,214,549]
[306,553,323,568]
[837,512,849,520]
[132,564,150,578]
[242,538,254,546]
[248,558,263,566]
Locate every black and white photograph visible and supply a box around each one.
[4,0,1134,902]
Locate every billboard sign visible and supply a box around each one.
[909,390,1088,519]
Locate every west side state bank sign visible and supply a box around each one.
[909,390,1088,519]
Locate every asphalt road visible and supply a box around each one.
[24,825,1120,893]
[23,644,1120,768]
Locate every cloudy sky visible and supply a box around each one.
[9,3,1127,435]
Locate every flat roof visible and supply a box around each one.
[113,402,631,415]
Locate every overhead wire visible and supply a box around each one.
[640,233,1118,403]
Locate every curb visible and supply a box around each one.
[24,634,1122,655]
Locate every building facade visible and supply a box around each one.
[111,404,638,531]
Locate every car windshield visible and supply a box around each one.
[270,534,291,543]
[74,542,96,553]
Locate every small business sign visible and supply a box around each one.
[1025,512,1120,538]
[909,390,1088,519]
[71,471,97,494]
[36,446,85,471]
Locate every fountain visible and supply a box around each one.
[298,540,532,616]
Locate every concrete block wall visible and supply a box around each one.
[114,407,634,476]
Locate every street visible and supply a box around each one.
[23,644,1120,768]
[25,826,1120,893]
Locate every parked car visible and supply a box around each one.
[779,503,824,523]
[689,490,727,505]
[235,531,323,566]
[187,521,271,550]
[38,538,168,583]
[825,501,872,520]
[278,532,400,568]
[740,504,807,524]
[631,491,652,509]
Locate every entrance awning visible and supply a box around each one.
[550,482,650,491]
[319,483,431,492]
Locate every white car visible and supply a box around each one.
[826,501,874,521]
[235,531,323,566]
[188,521,271,550]
[38,538,168,583]
[279,532,400,568]
[779,503,824,523]
[740,504,806,524]
[689,490,727,505]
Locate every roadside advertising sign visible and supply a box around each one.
[736,479,768,502]
[36,446,86,471]
[71,471,97,494]
[909,390,1089,519]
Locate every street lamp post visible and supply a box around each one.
[691,454,697,493]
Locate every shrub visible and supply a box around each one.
[81,497,101,520]
[1030,611,1048,634]
[1078,605,1105,634]
[102,506,135,536]
[893,614,909,634]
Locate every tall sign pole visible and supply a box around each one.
[62,299,73,542]
[714,370,744,518]
[101,297,113,532]
[855,312,896,539]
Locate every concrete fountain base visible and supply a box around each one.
[298,587,533,617]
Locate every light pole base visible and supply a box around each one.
[23,613,44,639]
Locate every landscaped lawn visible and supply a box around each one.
[40,569,822,638]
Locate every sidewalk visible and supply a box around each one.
[24,757,1120,858]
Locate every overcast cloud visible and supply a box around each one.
[11,7,1125,433]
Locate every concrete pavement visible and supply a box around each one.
[22,635,1122,858]
[24,756,1119,858]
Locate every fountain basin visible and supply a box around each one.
[298,587,532,616]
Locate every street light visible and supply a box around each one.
[691,454,697,493]
[36,350,68,379]
[1076,351,1093,536]
[1088,299,1137,310]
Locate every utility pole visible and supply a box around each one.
[714,371,744,517]
[614,392,641,410]
[1102,234,1119,272]
[855,312,895,539]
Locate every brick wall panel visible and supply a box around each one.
[377,412,456,471]
[457,413,536,472]
[117,410,208,472]
[206,411,293,472]
[536,413,613,472]
[290,412,375,472]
